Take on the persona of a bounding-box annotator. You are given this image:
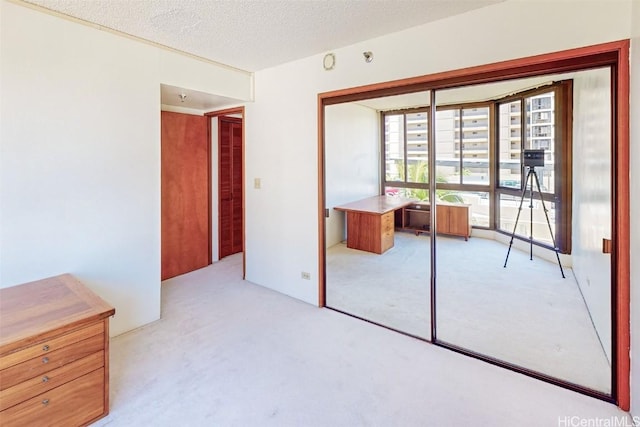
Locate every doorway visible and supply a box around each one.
[160,107,246,279]
[218,116,244,259]
[205,107,246,275]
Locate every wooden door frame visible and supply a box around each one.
[317,40,630,408]
[205,107,246,279]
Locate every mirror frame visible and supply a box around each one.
[317,40,630,408]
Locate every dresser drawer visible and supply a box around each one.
[0,351,104,412]
[0,333,104,391]
[0,368,104,427]
[0,322,104,371]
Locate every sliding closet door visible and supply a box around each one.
[324,92,432,340]
[433,70,613,394]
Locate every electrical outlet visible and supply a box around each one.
[254,178,261,189]
[301,272,311,280]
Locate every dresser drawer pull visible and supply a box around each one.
[42,399,49,406]
[42,357,49,364]
[43,345,50,352]
[42,375,49,383]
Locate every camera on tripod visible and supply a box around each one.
[523,149,545,167]
[503,147,564,278]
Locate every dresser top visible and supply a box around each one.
[0,274,115,355]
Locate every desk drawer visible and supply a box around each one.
[0,333,104,391]
[381,232,394,252]
[0,351,103,411]
[381,212,394,231]
[0,368,104,427]
[0,323,104,371]
[381,212,394,253]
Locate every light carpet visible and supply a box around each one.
[90,254,630,426]
[326,232,610,393]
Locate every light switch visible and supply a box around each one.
[254,178,261,189]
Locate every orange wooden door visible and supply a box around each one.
[161,111,210,280]
[219,117,243,258]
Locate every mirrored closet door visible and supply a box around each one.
[324,92,432,340]
[433,69,613,394]
[321,53,620,400]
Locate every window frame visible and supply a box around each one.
[494,81,573,253]
[382,107,431,196]
[379,81,573,249]
[435,102,492,187]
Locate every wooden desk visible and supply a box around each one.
[0,274,115,426]
[334,195,414,254]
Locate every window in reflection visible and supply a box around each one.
[498,100,523,189]
[526,92,556,194]
[499,193,556,246]
[384,109,429,188]
[436,106,491,186]
[496,85,570,252]
[384,114,405,182]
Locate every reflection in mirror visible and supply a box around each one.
[434,68,612,394]
[324,91,432,340]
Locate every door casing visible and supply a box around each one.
[205,107,246,278]
[218,116,244,259]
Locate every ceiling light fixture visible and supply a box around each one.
[363,51,373,63]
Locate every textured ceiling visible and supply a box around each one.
[24,0,503,72]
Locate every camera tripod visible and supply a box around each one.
[503,166,565,278]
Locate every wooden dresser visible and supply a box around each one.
[0,274,115,427]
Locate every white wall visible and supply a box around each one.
[325,103,380,248]
[244,0,633,304]
[244,62,320,303]
[571,68,612,363]
[629,0,640,416]
[0,1,252,336]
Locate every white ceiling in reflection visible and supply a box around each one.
[354,72,580,111]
